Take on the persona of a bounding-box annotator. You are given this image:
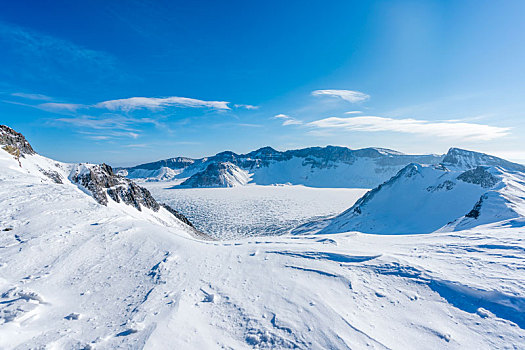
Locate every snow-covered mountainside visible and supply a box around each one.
[0,125,202,239]
[1,127,525,348]
[119,146,443,188]
[178,162,251,188]
[299,149,525,235]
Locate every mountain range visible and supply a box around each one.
[118,146,443,188]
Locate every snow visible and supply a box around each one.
[145,182,368,239]
[308,163,525,235]
[1,146,525,349]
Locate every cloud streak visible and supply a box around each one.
[95,96,230,111]
[11,92,53,101]
[312,90,370,103]
[38,102,85,112]
[308,116,510,141]
[273,113,303,126]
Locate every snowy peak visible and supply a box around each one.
[309,153,524,234]
[0,125,36,156]
[179,162,250,188]
[442,148,525,172]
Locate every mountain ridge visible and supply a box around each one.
[118,145,445,188]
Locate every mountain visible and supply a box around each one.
[0,125,204,239]
[2,126,524,348]
[178,161,250,188]
[118,146,443,188]
[296,148,525,235]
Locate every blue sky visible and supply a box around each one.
[1,0,524,166]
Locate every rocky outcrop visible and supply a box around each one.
[70,163,160,211]
[0,125,35,156]
[457,166,500,189]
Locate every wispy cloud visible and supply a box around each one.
[51,115,163,140]
[345,110,363,115]
[11,92,53,101]
[272,113,303,126]
[95,96,230,111]
[312,90,370,103]
[308,116,510,141]
[234,104,259,110]
[282,119,303,126]
[38,102,85,112]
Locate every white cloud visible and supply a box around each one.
[282,119,303,126]
[344,111,363,114]
[95,96,230,111]
[312,90,370,103]
[38,102,84,112]
[272,113,302,126]
[234,104,259,110]
[11,92,53,101]
[308,116,510,141]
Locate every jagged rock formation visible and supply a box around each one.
[68,163,204,236]
[70,163,161,211]
[0,125,35,156]
[178,162,250,188]
[120,146,443,188]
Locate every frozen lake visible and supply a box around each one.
[144,183,368,239]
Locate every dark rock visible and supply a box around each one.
[465,195,486,219]
[457,166,499,189]
[0,125,35,156]
[70,163,160,211]
[39,168,63,184]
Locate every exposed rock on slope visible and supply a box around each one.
[178,162,250,188]
[1,125,204,238]
[70,163,160,211]
[0,125,35,156]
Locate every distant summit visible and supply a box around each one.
[442,147,525,172]
[178,162,250,188]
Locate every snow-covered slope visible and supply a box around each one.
[0,125,202,238]
[119,146,443,188]
[1,127,525,348]
[300,149,525,235]
[178,162,250,188]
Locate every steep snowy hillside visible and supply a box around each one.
[0,125,202,238]
[178,162,250,188]
[119,146,443,188]
[300,149,525,235]
[1,128,524,348]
